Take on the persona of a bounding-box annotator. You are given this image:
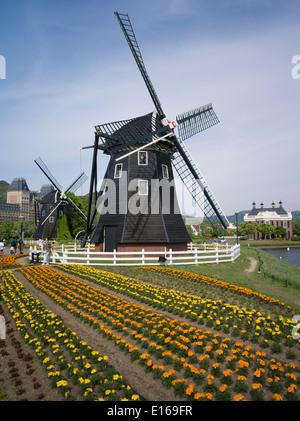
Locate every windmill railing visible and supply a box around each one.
[29,243,240,266]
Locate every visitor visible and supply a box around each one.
[0,239,4,253]
[18,238,24,254]
[42,238,52,265]
[10,238,17,255]
[39,238,43,250]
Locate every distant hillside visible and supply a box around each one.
[292,211,300,221]
[183,216,203,225]
[227,211,249,225]
[0,180,9,203]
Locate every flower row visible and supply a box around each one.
[17,266,300,401]
[0,253,28,269]
[140,266,291,310]
[0,270,140,401]
[56,264,300,359]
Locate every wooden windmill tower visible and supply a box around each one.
[82,12,229,252]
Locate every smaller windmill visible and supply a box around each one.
[34,157,87,239]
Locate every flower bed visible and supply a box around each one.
[16,265,300,401]
[0,270,140,401]
[56,264,300,362]
[0,253,29,270]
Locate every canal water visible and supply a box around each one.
[262,247,300,268]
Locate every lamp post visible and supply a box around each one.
[235,212,239,244]
[19,215,24,254]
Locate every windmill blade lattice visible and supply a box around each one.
[65,172,88,194]
[176,104,220,141]
[114,11,165,118]
[34,157,63,193]
[172,137,229,228]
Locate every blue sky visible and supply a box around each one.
[0,0,300,216]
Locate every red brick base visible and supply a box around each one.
[94,242,188,253]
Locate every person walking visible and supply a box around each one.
[18,238,24,254]
[42,238,52,265]
[10,238,17,255]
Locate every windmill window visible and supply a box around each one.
[138,179,148,195]
[49,216,54,223]
[138,151,148,165]
[114,163,123,178]
[162,164,169,179]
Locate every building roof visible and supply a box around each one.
[8,177,29,191]
[248,206,288,216]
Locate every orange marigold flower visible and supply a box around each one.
[252,383,262,390]
[273,394,282,401]
[219,384,227,393]
[234,394,245,401]
[287,384,298,393]
[254,369,261,377]
[186,384,194,396]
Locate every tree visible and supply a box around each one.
[238,222,259,238]
[57,214,73,241]
[0,219,15,239]
[275,226,287,239]
[65,192,87,237]
[293,218,300,236]
[257,223,275,239]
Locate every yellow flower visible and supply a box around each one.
[56,380,68,387]
[131,394,139,400]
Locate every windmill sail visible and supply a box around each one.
[172,137,229,229]
[176,104,220,141]
[114,11,165,118]
[65,172,88,194]
[34,157,63,193]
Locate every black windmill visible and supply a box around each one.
[83,11,229,252]
[33,157,87,239]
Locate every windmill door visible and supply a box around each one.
[104,226,118,252]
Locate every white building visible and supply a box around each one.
[244,201,293,240]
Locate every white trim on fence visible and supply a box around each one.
[29,243,240,266]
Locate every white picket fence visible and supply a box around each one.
[29,243,240,266]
